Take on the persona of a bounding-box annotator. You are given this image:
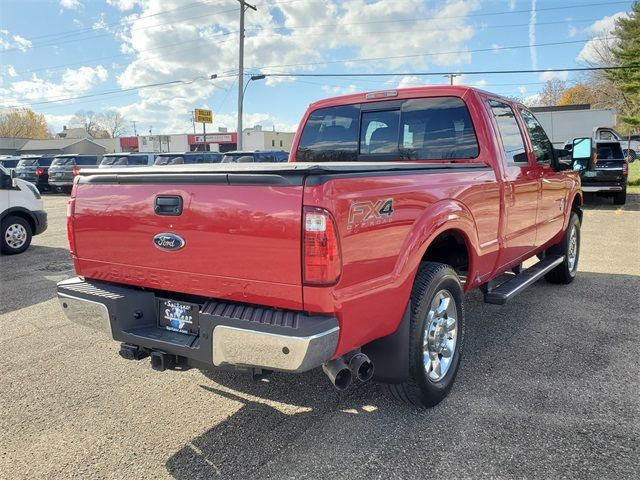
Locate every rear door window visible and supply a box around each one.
[297,105,360,162]
[18,159,39,167]
[51,157,75,166]
[489,100,527,163]
[127,155,149,165]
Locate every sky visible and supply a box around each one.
[0,0,634,136]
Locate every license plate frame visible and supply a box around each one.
[583,171,597,177]
[157,298,199,335]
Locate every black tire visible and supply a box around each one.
[1,215,32,255]
[613,189,627,205]
[387,262,465,408]
[544,212,580,284]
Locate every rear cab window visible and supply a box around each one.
[18,159,39,167]
[51,157,76,166]
[297,97,479,162]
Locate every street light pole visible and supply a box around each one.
[237,0,256,150]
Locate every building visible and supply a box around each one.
[243,126,295,151]
[18,138,115,156]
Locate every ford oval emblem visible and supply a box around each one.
[153,233,185,251]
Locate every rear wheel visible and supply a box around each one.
[613,189,627,205]
[387,262,465,408]
[623,149,636,162]
[1,216,32,255]
[545,212,580,284]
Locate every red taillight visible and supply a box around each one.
[72,166,80,176]
[623,161,629,176]
[67,197,76,255]
[303,207,341,286]
[35,167,44,176]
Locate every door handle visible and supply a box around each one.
[155,195,183,216]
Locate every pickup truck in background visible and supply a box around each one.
[57,87,583,407]
[568,140,629,205]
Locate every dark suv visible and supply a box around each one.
[221,150,289,163]
[15,155,55,191]
[572,141,628,205]
[48,154,99,193]
[154,152,223,166]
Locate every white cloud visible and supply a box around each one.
[508,0,517,10]
[396,75,425,88]
[60,0,82,10]
[321,84,359,95]
[6,0,480,133]
[43,113,74,134]
[518,86,527,95]
[568,26,578,38]
[539,70,569,81]
[524,93,542,107]
[0,66,108,106]
[491,43,503,53]
[7,66,17,77]
[529,0,538,69]
[0,30,32,52]
[93,13,107,31]
[106,0,139,11]
[577,12,628,64]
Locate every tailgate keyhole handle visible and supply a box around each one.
[155,195,183,216]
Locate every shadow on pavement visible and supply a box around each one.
[165,271,639,480]
[582,192,640,211]
[0,245,73,314]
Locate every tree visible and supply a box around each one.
[69,110,103,138]
[99,111,128,138]
[539,79,567,106]
[0,108,51,138]
[605,2,640,131]
[559,84,595,106]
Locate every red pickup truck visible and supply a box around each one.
[57,86,583,407]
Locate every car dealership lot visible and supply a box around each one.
[1,194,638,479]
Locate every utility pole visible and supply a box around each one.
[444,74,461,85]
[132,121,137,136]
[236,0,256,150]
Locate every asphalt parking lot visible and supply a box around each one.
[1,194,638,479]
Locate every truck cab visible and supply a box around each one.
[0,165,47,254]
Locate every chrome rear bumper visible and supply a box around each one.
[57,277,338,373]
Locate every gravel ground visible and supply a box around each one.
[0,193,638,479]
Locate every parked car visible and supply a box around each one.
[593,127,640,161]
[570,139,628,205]
[0,156,21,174]
[0,164,47,254]
[221,150,289,163]
[154,152,223,166]
[57,86,583,408]
[99,152,156,168]
[15,155,55,191]
[48,154,99,193]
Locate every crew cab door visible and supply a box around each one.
[487,100,539,267]
[519,109,567,247]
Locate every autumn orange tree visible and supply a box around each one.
[0,108,51,139]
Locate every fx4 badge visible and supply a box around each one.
[347,198,394,232]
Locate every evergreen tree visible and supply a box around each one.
[606,2,640,131]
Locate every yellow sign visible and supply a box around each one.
[194,108,213,124]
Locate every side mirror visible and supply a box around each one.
[10,168,17,188]
[571,137,594,173]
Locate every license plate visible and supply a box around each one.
[56,172,63,178]
[584,171,597,177]
[158,299,199,335]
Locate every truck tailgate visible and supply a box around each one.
[72,178,304,310]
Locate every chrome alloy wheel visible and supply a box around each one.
[5,223,27,249]
[423,290,458,382]
[567,225,578,272]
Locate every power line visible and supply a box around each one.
[12,16,604,78]
[250,38,612,71]
[2,0,628,53]
[260,65,640,79]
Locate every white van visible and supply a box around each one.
[0,165,47,254]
